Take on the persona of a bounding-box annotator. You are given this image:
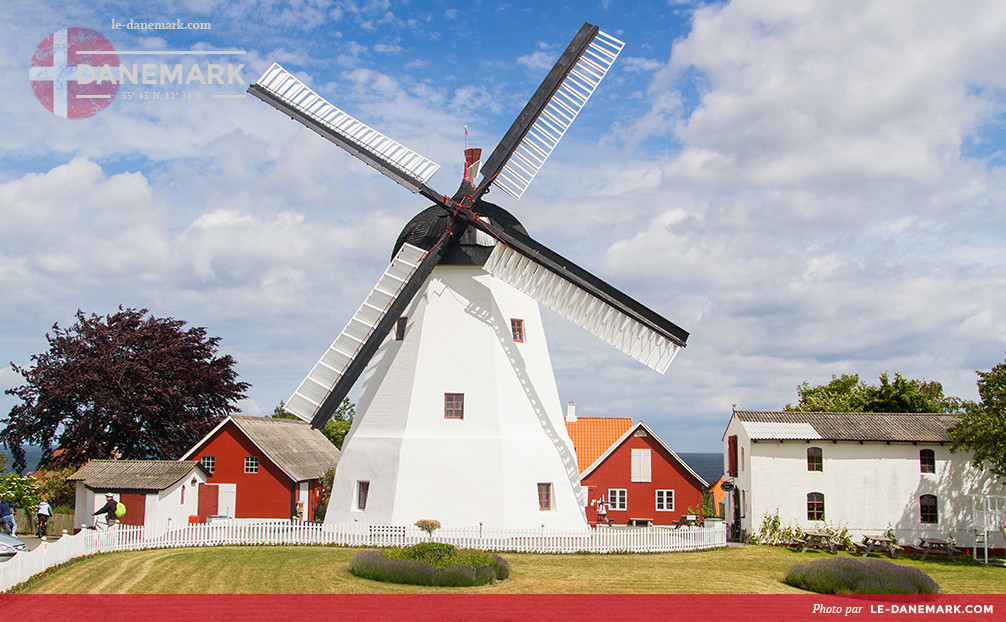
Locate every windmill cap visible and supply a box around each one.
[393,202,528,266]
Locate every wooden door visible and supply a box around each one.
[119,492,146,526]
[198,484,219,520]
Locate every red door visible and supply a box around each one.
[198,484,219,521]
[119,493,146,526]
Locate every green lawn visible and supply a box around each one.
[16,545,1005,594]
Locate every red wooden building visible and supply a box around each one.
[180,415,341,521]
[566,418,707,527]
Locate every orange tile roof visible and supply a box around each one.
[565,416,633,473]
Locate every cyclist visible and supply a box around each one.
[37,497,52,538]
[93,493,118,529]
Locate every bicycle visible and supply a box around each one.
[36,514,50,538]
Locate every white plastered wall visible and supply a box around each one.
[326,265,587,530]
[723,416,1005,548]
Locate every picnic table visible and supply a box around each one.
[918,537,959,562]
[796,531,837,554]
[860,534,899,559]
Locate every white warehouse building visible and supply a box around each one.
[722,410,1005,552]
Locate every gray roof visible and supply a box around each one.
[733,410,957,443]
[68,460,205,491]
[228,415,341,482]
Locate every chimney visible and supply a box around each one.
[565,401,576,422]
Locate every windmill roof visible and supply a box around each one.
[183,415,341,482]
[565,416,633,473]
[67,460,205,491]
[393,200,528,266]
[731,410,957,443]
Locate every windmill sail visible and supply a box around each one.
[248,63,440,194]
[286,239,450,428]
[483,241,685,374]
[479,23,624,201]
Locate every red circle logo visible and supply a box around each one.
[29,28,120,119]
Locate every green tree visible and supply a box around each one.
[0,472,41,523]
[2,307,249,472]
[272,399,355,449]
[948,355,1006,481]
[786,372,961,413]
[312,467,335,522]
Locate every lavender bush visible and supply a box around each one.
[785,558,939,595]
[350,544,510,587]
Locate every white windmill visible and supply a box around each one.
[249,23,689,529]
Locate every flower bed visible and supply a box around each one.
[785,557,939,595]
[349,542,510,587]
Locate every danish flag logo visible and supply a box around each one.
[29,28,120,119]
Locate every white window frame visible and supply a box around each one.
[655,489,675,511]
[200,455,215,474]
[244,456,259,473]
[608,488,627,511]
[631,448,652,483]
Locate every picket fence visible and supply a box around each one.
[0,520,726,592]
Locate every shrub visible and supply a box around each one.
[415,519,441,537]
[785,557,939,595]
[350,543,509,587]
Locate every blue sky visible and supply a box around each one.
[2,0,1005,453]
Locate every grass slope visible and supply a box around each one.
[17,545,1005,595]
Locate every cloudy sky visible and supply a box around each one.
[2,0,1004,453]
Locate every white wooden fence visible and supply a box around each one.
[0,520,725,592]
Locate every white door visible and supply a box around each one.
[217,484,236,517]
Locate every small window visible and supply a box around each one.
[510,318,524,342]
[395,317,407,341]
[631,448,652,483]
[357,481,370,510]
[244,456,259,473]
[920,449,935,474]
[807,447,823,472]
[444,393,464,419]
[608,488,627,511]
[200,455,215,474]
[807,492,825,521]
[655,489,674,511]
[537,483,552,511]
[920,494,938,523]
[180,485,185,505]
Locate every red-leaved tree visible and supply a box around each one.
[2,307,249,472]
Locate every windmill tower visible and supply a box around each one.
[249,23,689,529]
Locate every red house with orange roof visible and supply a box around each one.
[566,410,707,527]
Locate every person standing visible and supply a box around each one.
[37,497,53,538]
[0,498,16,535]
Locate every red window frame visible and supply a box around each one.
[919,449,935,473]
[807,447,823,472]
[920,494,938,523]
[537,483,552,511]
[395,317,407,341]
[510,318,524,342]
[444,393,464,419]
[807,492,824,521]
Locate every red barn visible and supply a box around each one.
[180,415,341,521]
[567,418,707,527]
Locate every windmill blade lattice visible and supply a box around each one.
[286,241,448,428]
[249,63,441,195]
[484,244,681,373]
[479,24,624,201]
